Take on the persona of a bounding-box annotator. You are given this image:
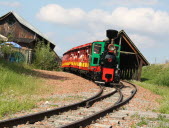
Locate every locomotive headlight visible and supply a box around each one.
[115,70,118,74]
[108,44,115,51]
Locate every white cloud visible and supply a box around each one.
[37,5,169,35]
[37,4,85,25]
[102,0,158,6]
[0,1,21,7]
[110,7,169,35]
[37,4,169,55]
[129,34,157,49]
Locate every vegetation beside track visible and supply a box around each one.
[132,63,169,114]
[0,59,94,119]
[0,60,48,118]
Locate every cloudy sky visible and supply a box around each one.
[0,0,169,64]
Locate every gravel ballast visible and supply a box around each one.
[1,70,169,127]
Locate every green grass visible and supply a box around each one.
[0,60,42,118]
[136,117,148,127]
[132,63,169,114]
[131,114,169,128]
[141,63,169,86]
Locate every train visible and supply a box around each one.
[61,29,121,85]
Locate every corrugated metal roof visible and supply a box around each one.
[0,11,55,48]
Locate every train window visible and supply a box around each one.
[93,57,98,64]
[94,44,101,54]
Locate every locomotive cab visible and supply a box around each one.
[91,30,121,84]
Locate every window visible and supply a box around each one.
[93,58,98,64]
[94,44,101,54]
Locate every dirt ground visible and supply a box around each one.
[34,69,100,94]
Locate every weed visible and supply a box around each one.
[50,104,59,107]
[156,122,169,128]
[120,106,126,110]
[157,114,169,122]
[136,117,148,127]
[131,124,136,128]
[131,112,140,119]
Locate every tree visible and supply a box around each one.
[33,41,58,70]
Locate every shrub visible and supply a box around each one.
[0,44,13,60]
[33,41,58,70]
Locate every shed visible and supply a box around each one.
[0,11,60,62]
[114,30,149,80]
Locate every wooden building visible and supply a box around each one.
[113,30,149,81]
[0,11,61,62]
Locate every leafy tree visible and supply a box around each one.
[33,41,58,70]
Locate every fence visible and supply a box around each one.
[0,47,33,64]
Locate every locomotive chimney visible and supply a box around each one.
[106,29,118,44]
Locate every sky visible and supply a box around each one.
[0,0,169,64]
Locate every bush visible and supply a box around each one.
[33,41,58,70]
[0,44,13,60]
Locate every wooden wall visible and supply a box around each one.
[0,15,35,40]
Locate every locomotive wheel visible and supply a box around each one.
[63,68,66,71]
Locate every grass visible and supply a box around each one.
[0,59,45,118]
[131,63,169,114]
[136,117,148,127]
[131,113,169,128]
[141,63,169,86]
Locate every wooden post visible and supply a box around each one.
[124,68,127,79]
[131,68,134,79]
[132,67,135,80]
[129,67,132,79]
[133,65,138,80]
[127,67,129,80]
[137,59,143,81]
[121,69,123,79]
[28,49,32,64]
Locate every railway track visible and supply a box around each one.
[0,81,137,128]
